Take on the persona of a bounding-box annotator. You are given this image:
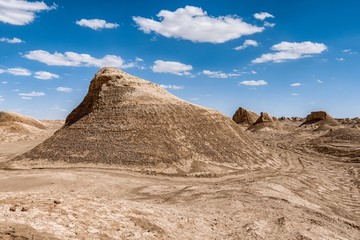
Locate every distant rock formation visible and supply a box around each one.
[18,67,277,174]
[248,112,280,131]
[232,107,259,126]
[300,111,339,127]
[0,111,45,134]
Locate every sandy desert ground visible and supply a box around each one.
[0,119,359,239]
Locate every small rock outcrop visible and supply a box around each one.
[232,107,259,126]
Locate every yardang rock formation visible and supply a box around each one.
[18,68,278,174]
[232,107,259,126]
[248,112,280,131]
[300,111,339,127]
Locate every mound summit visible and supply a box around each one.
[19,68,277,174]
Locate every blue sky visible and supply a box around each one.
[0,0,359,119]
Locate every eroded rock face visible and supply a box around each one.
[20,67,277,174]
[232,107,259,126]
[300,111,339,127]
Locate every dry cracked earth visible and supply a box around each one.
[0,120,359,239]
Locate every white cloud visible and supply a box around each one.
[234,39,258,50]
[0,0,56,25]
[34,71,60,80]
[12,89,19,92]
[0,37,24,43]
[159,84,184,90]
[0,67,32,76]
[0,96,5,101]
[76,19,119,30]
[316,79,323,84]
[291,93,300,96]
[50,106,68,112]
[342,49,357,55]
[1,81,7,84]
[264,21,276,28]
[252,41,327,64]
[335,57,345,61]
[238,80,268,86]
[21,96,31,100]
[189,97,199,101]
[290,83,301,87]
[133,5,264,43]
[254,12,274,21]
[56,87,73,93]
[152,60,192,75]
[18,91,45,97]
[24,50,133,68]
[202,70,240,79]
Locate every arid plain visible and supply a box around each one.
[0,68,359,239]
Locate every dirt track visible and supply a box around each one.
[0,121,359,239]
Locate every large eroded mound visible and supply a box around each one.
[18,68,278,174]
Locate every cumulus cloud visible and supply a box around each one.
[76,19,119,30]
[252,41,327,64]
[133,5,264,43]
[0,0,56,25]
[160,84,184,90]
[24,50,133,68]
[34,71,60,80]
[0,37,24,43]
[18,91,45,97]
[316,79,323,84]
[290,83,301,87]
[254,12,274,21]
[238,80,268,86]
[234,39,258,50]
[0,67,31,76]
[56,87,73,93]
[1,81,7,84]
[335,57,345,61]
[152,60,192,75]
[202,70,240,79]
